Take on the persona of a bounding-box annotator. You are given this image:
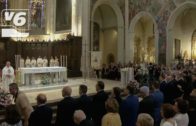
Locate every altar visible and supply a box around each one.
[18,67,67,85]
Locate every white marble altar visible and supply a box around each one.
[18,67,67,85]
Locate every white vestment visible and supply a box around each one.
[54,59,59,67]
[31,59,37,67]
[50,59,55,67]
[2,66,15,90]
[37,58,43,67]
[43,59,48,67]
[25,59,31,67]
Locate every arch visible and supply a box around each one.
[91,0,124,63]
[166,1,196,65]
[127,11,159,63]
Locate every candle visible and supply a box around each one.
[66,56,67,67]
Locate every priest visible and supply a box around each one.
[1,61,15,90]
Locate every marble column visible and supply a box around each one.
[46,0,55,34]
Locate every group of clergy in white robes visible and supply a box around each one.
[20,56,59,68]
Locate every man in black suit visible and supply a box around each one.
[92,81,108,126]
[29,93,53,126]
[74,110,94,126]
[76,84,92,120]
[55,86,77,126]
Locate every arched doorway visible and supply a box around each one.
[167,2,196,65]
[91,0,124,65]
[128,12,159,64]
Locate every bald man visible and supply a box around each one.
[29,93,53,126]
[55,86,78,126]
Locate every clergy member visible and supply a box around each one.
[31,57,37,67]
[37,56,43,67]
[54,56,59,66]
[50,56,55,67]
[2,61,15,90]
[25,57,31,67]
[43,56,48,67]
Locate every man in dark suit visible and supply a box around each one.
[29,93,53,126]
[92,81,108,126]
[74,110,94,126]
[139,86,155,118]
[76,84,92,120]
[55,86,77,126]
[120,84,139,126]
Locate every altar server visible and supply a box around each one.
[43,57,48,67]
[2,61,15,90]
[31,57,37,67]
[50,56,55,67]
[54,56,59,66]
[37,56,43,67]
[25,57,31,67]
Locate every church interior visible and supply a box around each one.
[0,0,196,126]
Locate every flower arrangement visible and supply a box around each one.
[0,88,12,107]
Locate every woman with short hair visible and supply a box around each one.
[136,113,154,126]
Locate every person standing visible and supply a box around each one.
[9,83,33,126]
[55,86,77,126]
[29,93,53,126]
[2,61,15,90]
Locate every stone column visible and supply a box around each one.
[125,0,131,63]
[81,0,91,78]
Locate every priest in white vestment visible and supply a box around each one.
[43,57,48,67]
[54,56,59,66]
[25,57,31,67]
[1,61,15,90]
[37,56,43,67]
[31,57,37,67]
[50,57,55,67]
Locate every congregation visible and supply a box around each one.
[0,62,196,126]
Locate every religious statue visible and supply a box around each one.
[37,56,43,67]
[2,61,15,90]
[50,56,55,67]
[31,57,37,67]
[183,50,188,60]
[54,56,59,66]
[43,57,48,67]
[25,57,31,67]
[20,58,25,68]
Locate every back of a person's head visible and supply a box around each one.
[152,81,160,89]
[62,86,72,97]
[97,81,105,90]
[140,86,150,96]
[79,84,88,94]
[5,105,21,125]
[105,98,119,113]
[73,110,86,125]
[137,113,154,126]
[126,84,136,95]
[161,104,176,119]
[9,83,19,90]
[113,87,121,97]
[36,93,47,105]
[175,98,189,114]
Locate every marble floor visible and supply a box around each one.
[20,78,123,105]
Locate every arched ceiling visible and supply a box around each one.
[93,5,117,30]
